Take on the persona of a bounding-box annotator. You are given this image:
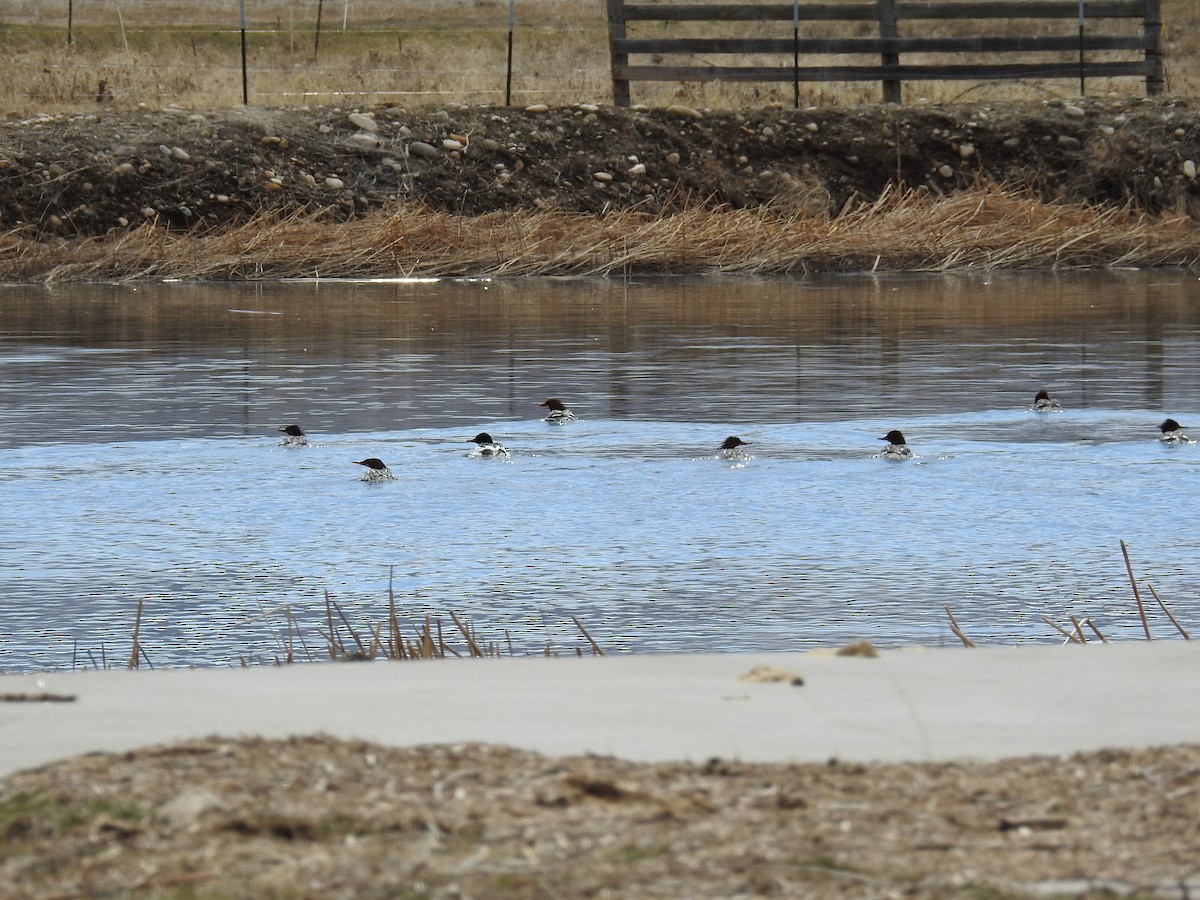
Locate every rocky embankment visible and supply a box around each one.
[2,97,1200,237]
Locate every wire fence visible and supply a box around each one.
[1,0,1190,111]
[0,0,622,110]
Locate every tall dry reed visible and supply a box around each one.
[5,184,1198,284]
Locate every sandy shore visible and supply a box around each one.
[4,641,1199,777]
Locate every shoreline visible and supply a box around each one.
[8,188,1200,283]
[4,640,1199,777]
[5,100,1200,281]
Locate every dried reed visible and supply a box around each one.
[449,610,485,658]
[127,597,144,669]
[387,567,403,656]
[573,616,607,656]
[283,590,609,664]
[1040,615,1083,645]
[6,184,1200,284]
[942,605,976,648]
[1120,539,1154,640]
[286,606,314,663]
[1146,583,1192,641]
[78,538,1196,671]
[1038,542,1192,645]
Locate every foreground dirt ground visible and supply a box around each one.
[4,97,1200,238]
[2,736,1198,899]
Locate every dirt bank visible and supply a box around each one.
[4,97,1200,237]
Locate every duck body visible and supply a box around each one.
[1033,389,1063,412]
[538,398,576,424]
[468,432,510,458]
[278,424,309,446]
[719,436,751,459]
[353,458,395,481]
[1159,418,1194,444]
[878,429,914,461]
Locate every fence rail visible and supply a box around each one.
[605,0,1164,106]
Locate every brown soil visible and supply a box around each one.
[4,97,1200,237]
[2,736,1198,899]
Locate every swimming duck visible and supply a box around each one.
[353,458,395,481]
[468,432,510,458]
[1158,419,1194,444]
[719,436,751,459]
[538,397,576,424]
[1033,389,1063,412]
[278,424,309,447]
[878,429,913,460]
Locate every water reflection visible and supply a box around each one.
[1,272,1198,671]
[2,272,1199,447]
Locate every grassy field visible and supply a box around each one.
[0,0,1196,114]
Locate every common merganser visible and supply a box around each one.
[878,429,913,460]
[719,436,751,459]
[1159,419,1194,444]
[278,424,309,446]
[538,397,576,424]
[468,432,510,458]
[353,458,395,481]
[1033,389,1063,412]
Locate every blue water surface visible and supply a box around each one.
[1,273,1197,670]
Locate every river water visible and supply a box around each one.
[1,272,1197,672]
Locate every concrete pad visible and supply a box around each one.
[2,642,1199,777]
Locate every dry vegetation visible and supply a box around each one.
[2,0,617,112]
[12,185,1200,283]
[5,96,1200,281]
[2,737,1199,899]
[2,1,1200,280]
[2,0,1198,111]
[120,589,608,669]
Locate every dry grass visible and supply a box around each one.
[947,540,1195,649]
[305,588,607,664]
[0,0,614,113]
[85,577,608,671]
[0,0,1197,113]
[2,736,1199,898]
[60,539,1189,673]
[5,183,1198,283]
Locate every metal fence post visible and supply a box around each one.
[315,0,325,58]
[506,0,515,107]
[240,0,249,105]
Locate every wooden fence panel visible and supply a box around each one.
[606,0,1164,105]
